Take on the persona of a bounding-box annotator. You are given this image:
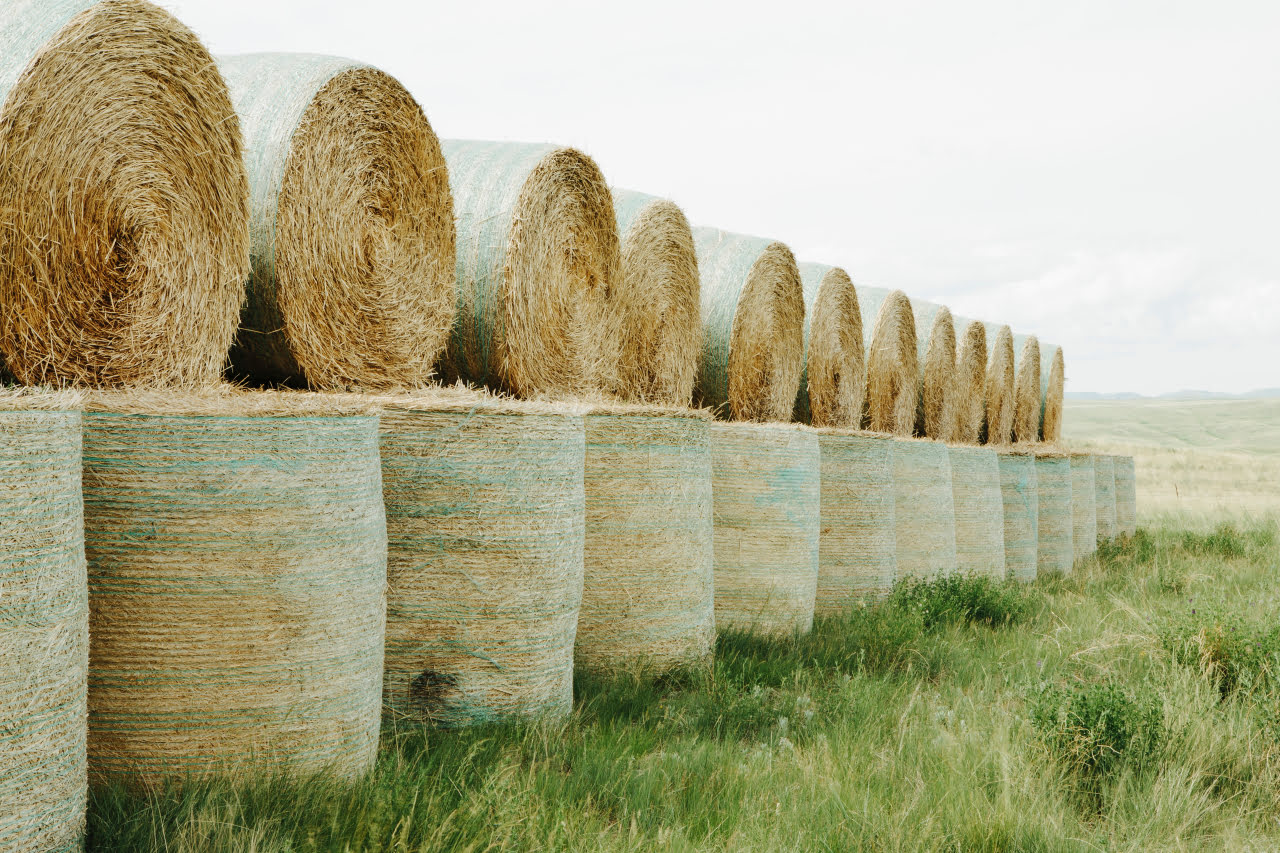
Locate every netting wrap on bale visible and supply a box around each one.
[693,229,805,421]
[1069,454,1098,561]
[440,140,620,397]
[949,445,1007,580]
[611,189,700,405]
[796,263,865,427]
[1012,336,1042,444]
[1034,452,1073,576]
[1113,455,1137,537]
[892,438,957,581]
[914,302,956,439]
[1093,454,1117,542]
[983,325,1015,445]
[219,52,456,389]
[83,391,387,785]
[709,423,819,634]
[1040,345,1065,442]
[997,451,1038,583]
[862,290,918,436]
[0,393,87,853]
[951,318,987,444]
[0,0,249,386]
[815,430,896,612]
[577,406,714,672]
[379,392,584,724]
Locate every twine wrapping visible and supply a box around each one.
[892,438,957,581]
[1093,454,1118,543]
[997,451,1038,583]
[796,263,865,427]
[1034,453,1073,576]
[814,430,896,612]
[1113,455,1138,537]
[949,445,1007,580]
[1069,454,1098,561]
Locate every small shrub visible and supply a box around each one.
[888,573,1038,631]
[1162,607,1280,698]
[1031,678,1164,779]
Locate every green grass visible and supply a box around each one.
[87,521,1280,852]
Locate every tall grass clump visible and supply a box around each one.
[1030,678,1165,783]
[887,573,1040,630]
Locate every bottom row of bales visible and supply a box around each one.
[0,388,1136,850]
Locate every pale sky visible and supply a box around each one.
[164,0,1280,395]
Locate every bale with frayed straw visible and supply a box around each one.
[1093,454,1117,542]
[710,423,819,634]
[378,390,584,724]
[219,53,455,390]
[1035,452,1073,576]
[1069,453,1098,561]
[1113,455,1137,538]
[0,390,87,853]
[611,189,700,406]
[577,404,714,672]
[0,0,249,386]
[1012,336,1042,444]
[796,263,865,427]
[440,140,620,397]
[863,290,918,435]
[914,302,956,439]
[1040,345,1065,442]
[892,438,957,581]
[949,445,1007,579]
[83,390,386,785]
[997,450,1038,582]
[950,318,987,444]
[693,229,805,421]
[983,325,1016,445]
[814,429,896,612]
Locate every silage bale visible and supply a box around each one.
[892,438,957,581]
[1034,452,1074,576]
[983,325,1016,445]
[0,391,87,853]
[440,140,620,397]
[709,423,820,634]
[997,450,1039,583]
[576,405,714,672]
[219,53,456,390]
[1069,453,1098,561]
[814,429,896,612]
[950,319,987,444]
[0,0,249,386]
[949,445,1007,579]
[611,190,700,405]
[914,302,956,439]
[863,290,919,435]
[378,391,584,724]
[796,263,865,427]
[1012,336,1042,444]
[1093,454,1118,542]
[1040,345,1066,442]
[83,390,387,785]
[693,229,805,421]
[1113,455,1138,538]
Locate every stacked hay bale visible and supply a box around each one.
[440,140,620,397]
[796,263,865,427]
[892,438,957,581]
[814,429,896,612]
[1113,455,1138,537]
[83,390,387,784]
[951,319,987,444]
[913,302,956,439]
[1012,336,1042,444]
[1035,452,1074,575]
[861,289,918,435]
[949,445,1007,579]
[219,53,456,389]
[1069,454,1098,561]
[1093,454,1118,543]
[577,404,714,672]
[983,325,1016,445]
[1040,345,1066,442]
[997,451,1039,582]
[0,0,249,386]
[378,390,584,724]
[0,390,87,853]
[710,423,819,634]
[611,190,700,405]
[693,229,805,421]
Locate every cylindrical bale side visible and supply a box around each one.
[983,325,1015,445]
[83,393,387,785]
[1040,345,1065,443]
[948,445,1007,580]
[892,438,957,582]
[709,423,820,634]
[0,398,87,853]
[1069,454,1098,561]
[577,409,714,672]
[0,0,250,386]
[693,229,805,422]
[1093,454,1117,543]
[1012,336,1042,444]
[440,140,620,397]
[611,190,700,406]
[815,430,896,612]
[863,290,918,435]
[796,263,865,427]
[997,451,1038,583]
[379,394,584,724]
[913,302,956,440]
[219,52,456,390]
[1034,453,1074,576]
[1113,455,1137,537]
[950,318,987,444]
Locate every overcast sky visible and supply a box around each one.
[165,0,1280,395]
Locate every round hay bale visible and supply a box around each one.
[1035,452,1073,576]
[864,290,919,435]
[892,438,957,581]
[709,423,819,634]
[915,303,956,439]
[693,229,805,422]
[814,430,896,613]
[378,391,584,724]
[611,190,700,406]
[577,406,714,672]
[82,390,387,785]
[1093,454,1118,543]
[1012,336,1042,444]
[795,263,865,427]
[1069,453,1098,561]
[950,319,987,444]
[1113,455,1138,538]
[983,325,1016,445]
[949,445,1007,580]
[0,0,249,386]
[997,450,1038,583]
[218,53,455,390]
[0,392,87,853]
[439,140,620,397]
[1040,345,1065,442]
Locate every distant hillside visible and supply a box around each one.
[1065,388,1280,401]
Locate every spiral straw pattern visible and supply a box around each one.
[1093,454,1118,543]
[949,445,1007,580]
[997,451,1038,583]
[892,439,957,581]
[815,431,896,612]
[1069,454,1098,561]
[1034,453,1073,576]
[1113,455,1137,537]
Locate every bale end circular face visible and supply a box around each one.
[866,291,918,436]
[951,320,987,444]
[798,264,865,428]
[918,307,956,439]
[983,325,1016,445]
[1040,347,1065,442]
[949,446,1006,580]
[816,432,895,611]
[727,244,805,421]
[1012,336,1042,444]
